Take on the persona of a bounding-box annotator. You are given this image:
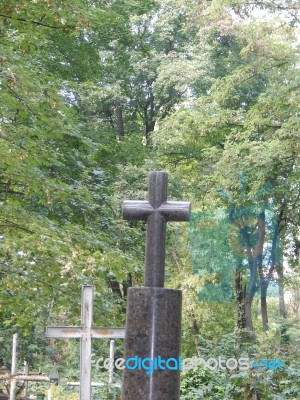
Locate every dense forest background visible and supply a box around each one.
[0,0,299,399]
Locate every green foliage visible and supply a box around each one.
[0,0,299,398]
[180,330,300,399]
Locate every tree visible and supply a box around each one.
[0,0,148,340]
[153,3,300,335]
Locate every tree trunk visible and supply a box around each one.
[122,273,132,298]
[235,269,246,331]
[106,276,123,298]
[277,265,289,342]
[144,81,156,146]
[116,105,125,140]
[191,320,201,351]
[145,120,155,146]
[245,212,265,333]
[244,256,257,333]
[260,279,269,332]
[244,296,254,332]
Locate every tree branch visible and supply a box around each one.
[0,14,61,29]
[0,219,34,234]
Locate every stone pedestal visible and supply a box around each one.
[122,287,182,400]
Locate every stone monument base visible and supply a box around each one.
[122,287,182,400]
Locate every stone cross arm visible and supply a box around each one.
[122,200,190,222]
[122,171,191,287]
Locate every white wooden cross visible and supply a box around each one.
[45,285,125,400]
[66,338,123,394]
[0,333,54,400]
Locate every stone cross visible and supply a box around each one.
[122,171,190,287]
[122,171,191,399]
[45,285,125,400]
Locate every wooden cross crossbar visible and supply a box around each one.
[0,375,51,382]
[46,327,125,339]
[67,382,121,388]
[45,285,125,400]
[122,171,191,287]
[0,334,54,400]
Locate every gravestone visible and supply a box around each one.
[122,171,191,399]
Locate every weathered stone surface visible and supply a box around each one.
[122,172,190,400]
[122,171,190,287]
[122,288,182,400]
